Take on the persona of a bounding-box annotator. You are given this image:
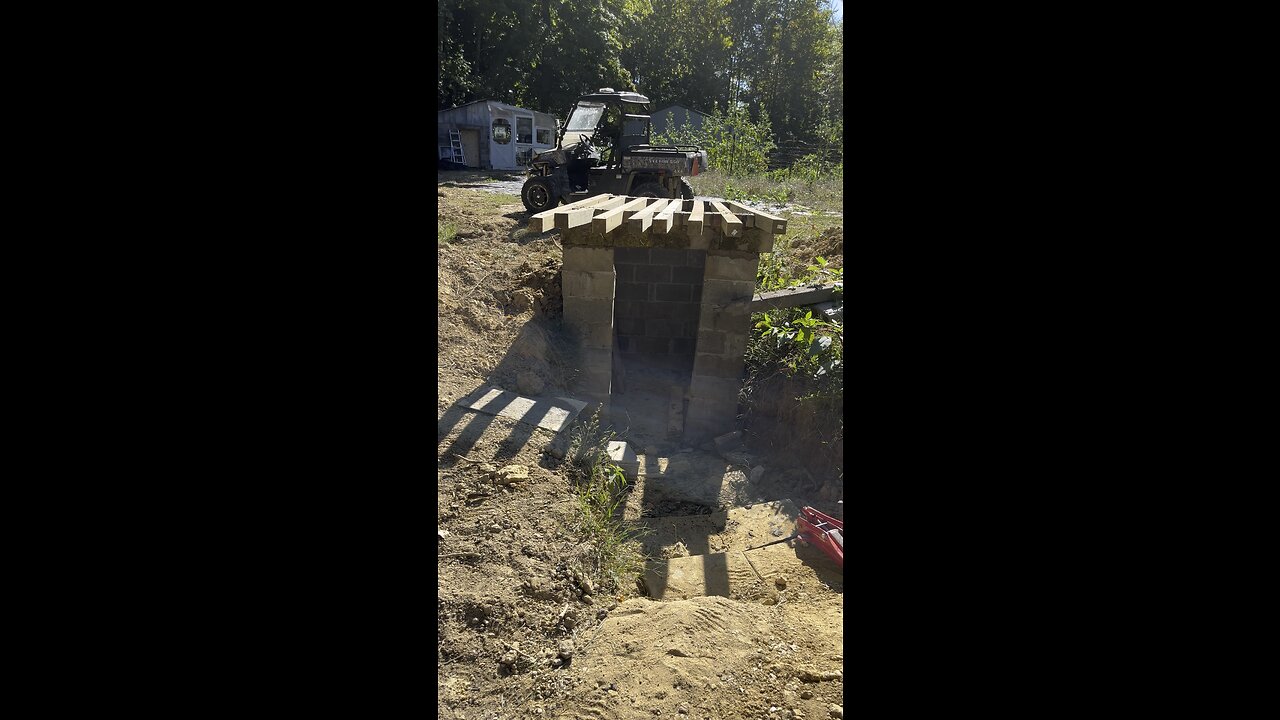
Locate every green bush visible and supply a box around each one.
[653,103,777,177]
[744,255,843,435]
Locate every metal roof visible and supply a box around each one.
[438,99,557,120]
[578,91,650,104]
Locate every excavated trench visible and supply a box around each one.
[605,355,842,605]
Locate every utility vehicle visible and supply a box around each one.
[520,88,709,213]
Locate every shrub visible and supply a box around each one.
[653,103,777,177]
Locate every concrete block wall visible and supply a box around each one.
[683,249,760,446]
[561,246,616,406]
[613,248,706,366]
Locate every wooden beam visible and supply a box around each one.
[555,195,626,231]
[654,200,683,234]
[627,198,672,233]
[529,193,617,233]
[592,196,654,235]
[748,283,842,312]
[687,200,704,235]
[710,200,743,238]
[724,200,788,234]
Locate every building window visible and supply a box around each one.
[492,118,511,144]
[516,116,533,144]
[536,128,551,145]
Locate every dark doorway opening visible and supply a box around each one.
[610,247,706,444]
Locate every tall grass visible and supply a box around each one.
[563,410,646,593]
[438,220,457,244]
[687,168,843,213]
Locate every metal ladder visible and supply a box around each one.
[448,129,464,165]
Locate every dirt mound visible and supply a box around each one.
[789,225,843,269]
[437,186,565,410]
[437,183,843,720]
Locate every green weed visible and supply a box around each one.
[688,170,842,214]
[438,221,457,244]
[563,410,647,593]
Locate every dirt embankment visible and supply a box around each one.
[437,182,844,720]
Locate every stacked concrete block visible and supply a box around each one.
[683,249,760,445]
[561,246,616,406]
[552,201,781,443]
[606,440,639,480]
[612,248,706,368]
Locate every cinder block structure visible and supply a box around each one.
[529,195,787,445]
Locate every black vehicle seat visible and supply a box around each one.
[617,134,647,158]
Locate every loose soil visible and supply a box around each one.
[437,177,844,720]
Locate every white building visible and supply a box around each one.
[438,100,558,170]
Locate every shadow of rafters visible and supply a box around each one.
[702,553,730,597]
[439,408,496,464]
[436,316,587,472]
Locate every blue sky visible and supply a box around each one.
[830,0,842,22]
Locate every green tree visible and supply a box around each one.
[754,0,839,144]
[437,0,842,159]
[654,101,776,176]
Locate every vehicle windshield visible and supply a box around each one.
[565,102,605,131]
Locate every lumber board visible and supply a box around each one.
[654,200,683,234]
[748,283,842,312]
[555,195,626,231]
[723,200,788,234]
[710,200,743,238]
[627,198,672,233]
[592,196,654,234]
[529,193,616,233]
[687,200,704,235]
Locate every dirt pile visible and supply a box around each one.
[437,181,844,720]
[788,226,843,269]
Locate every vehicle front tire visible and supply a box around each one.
[521,177,557,213]
[679,179,695,201]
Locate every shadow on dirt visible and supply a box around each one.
[437,318,583,473]
[792,543,844,591]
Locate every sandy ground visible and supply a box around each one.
[437,180,844,720]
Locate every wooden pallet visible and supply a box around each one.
[527,194,789,237]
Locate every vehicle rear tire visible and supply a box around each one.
[630,182,666,199]
[521,177,557,213]
[679,179,695,201]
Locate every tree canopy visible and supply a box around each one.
[437,0,842,149]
